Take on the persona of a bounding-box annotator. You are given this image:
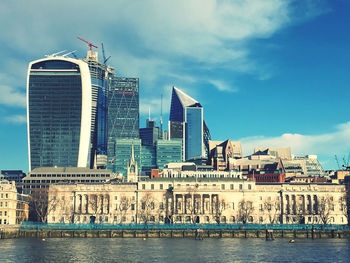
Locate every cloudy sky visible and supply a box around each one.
[1,0,349,172]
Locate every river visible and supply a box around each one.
[0,238,349,262]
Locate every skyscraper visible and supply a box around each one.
[107,77,139,167]
[169,87,211,161]
[27,56,92,170]
[83,51,114,168]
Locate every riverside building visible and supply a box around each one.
[0,180,29,225]
[46,179,347,225]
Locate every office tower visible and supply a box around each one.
[140,119,165,146]
[27,56,93,170]
[107,77,139,167]
[83,50,114,168]
[155,139,182,169]
[169,87,211,161]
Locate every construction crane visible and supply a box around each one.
[101,43,111,64]
[335,153,350,170]
[77,36,98,51]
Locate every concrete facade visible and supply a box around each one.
[47,179,348,225]
[0,180,29,225]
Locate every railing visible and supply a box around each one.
[19,222,350,231]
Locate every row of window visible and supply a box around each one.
[29,174,110,178]
[0,193,9,199]
[0,202,9,207]
[140,183,252,190]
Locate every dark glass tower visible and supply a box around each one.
[169,87,211,161]
[107,77,139,168]
[27,57,92,171]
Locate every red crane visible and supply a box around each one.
[77,36,98,51]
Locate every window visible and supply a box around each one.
[142,202,146,210]
[168,184,172,189]
[0,202,2,207]
[151,184,154,190]
[5,194,8,198]
[221,184,225,190]
[230,184,234,190]
[0,194,3,198]
[239,184,243,190]
[160,184,163,190]
[159,216,164,222]
[248,184,252,190]
[150,202,155,210]
[259,204,263,211]
[230,216,235,223]
[4,211,7,216]
[159,202,164,210]
[114,196,118,200]
[0,211,2,216]
[232,202,235,210]
[142,184,145,190]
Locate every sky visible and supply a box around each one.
[0,0,350,172]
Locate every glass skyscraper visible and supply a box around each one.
[27,57,92,170]
[107,77,139,167]
[169,87,211,161]
[84,54,114,168]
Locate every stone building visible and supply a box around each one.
[0,180,29,225]
[46,179,348,225]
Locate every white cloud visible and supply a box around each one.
[3,114,27,124]
[0,85,26,108]
[209,80,237,93]
[240,121,350,158]
[0,1,300,94]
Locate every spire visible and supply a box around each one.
[130,143,135,164]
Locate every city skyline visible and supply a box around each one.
[1,1,350,171]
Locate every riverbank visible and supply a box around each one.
[1,228,350,239]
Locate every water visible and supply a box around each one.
[0,238,350,263]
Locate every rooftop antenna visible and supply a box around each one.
[62,50,77,57]
[77,36,98,51]
[160,93,163,132]
[45,50,67,57]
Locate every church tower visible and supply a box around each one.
[126,144,138,182]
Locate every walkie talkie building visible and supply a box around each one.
[26,57,92,171]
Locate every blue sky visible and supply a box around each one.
[0,0,350,172]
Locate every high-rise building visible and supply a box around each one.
[107,77,139,168]
[169,87,211,161]
[27,56,93,170]
[83,51,114,168]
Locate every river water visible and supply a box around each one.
[0,238,349,262]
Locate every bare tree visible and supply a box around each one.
[29,188,60,223]
[184,186,202,224]
[139,192,156,224]
[238,199,254,224]
[164,189,174,224]
[340,189,350,225]
[317,195,334,225]
[212,195,226,224]
[118,195,131,223]
[88,194,99,223]
[263,198,280,224]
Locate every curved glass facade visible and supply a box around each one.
[28,59,87,170]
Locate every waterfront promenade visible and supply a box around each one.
[1,223,350,239]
